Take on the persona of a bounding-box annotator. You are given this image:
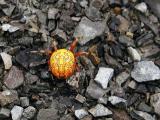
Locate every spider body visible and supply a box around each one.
[48,38,88,79]
[49,49,76,79]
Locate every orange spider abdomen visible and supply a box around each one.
[49,49,76,79]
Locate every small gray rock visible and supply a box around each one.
[127,47,141,61]
[2,4,15,16]
[116,71,130,86]
[25,73,39,85]
[74,17,106,45]
[0,108,10,119]
[75,109,88,119]
[11,106,24,120]
[131,61,160,82]
[20,97,29,107]
[128,80,137,89]
[133,110,155,120]
[89,104,112,117]
[98,97,108,104]
[23,106,36,119]
[0,90,19,106]
[4,66,24,89]
[150,93,160,115]
[94,67,114,89]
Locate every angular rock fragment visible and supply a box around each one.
[89,104,112,117]
[20,97,29,107]
[127,47,141,62]
[94,67,114,89]
[1,24,19,33]
[116,71,130,86]
[131,61,160,82]
[4,66,24,89]
[75,94,86,103]
[0,108,10,119]
[0,52,12,70]
[74,17,106,45]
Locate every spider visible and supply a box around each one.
[33,38,89,79]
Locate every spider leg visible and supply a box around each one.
[69,38,78,52]
[30,49,52,56]
[51,40,57,51]
[75,51,89,58]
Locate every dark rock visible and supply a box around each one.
[110,44,124,59]
[18,37,33,46]
[145,0,160,19]
[86,80,107,99]
[118,35,135,47]
[112,109,131,120]
[136,32,154,47]
[4,66,24,89]
[25,72,39,85]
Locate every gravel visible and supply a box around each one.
[74,109,88,119]
[11,106,24,120]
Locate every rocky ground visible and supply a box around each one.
[0,0,160,120]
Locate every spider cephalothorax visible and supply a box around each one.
[48,38,88,79]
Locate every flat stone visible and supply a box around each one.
[135,2,147,13]
[0,52,12,70]
[74,17,106,45]
[48,8,59,19]
[89,104,112,117]
[94,67,114,89]
[133,110,155,120]
[4,66,24,89]
[86,80,107,99]
[23,106,36,119]
[80,0,88,8]
[127,47,141,62]
[20,97,29,107]
[131,61,160,82]
[108,96,126,105]
[37,108,59,120]
[150,93,160,115]
[0,90,19,106]
[11,106,24,120]
[75,109,88,119]
[0,108,10,119]
[116,71,130,86]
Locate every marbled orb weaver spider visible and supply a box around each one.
[35,38,88,79]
